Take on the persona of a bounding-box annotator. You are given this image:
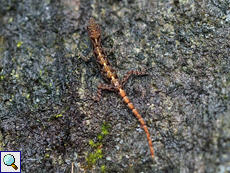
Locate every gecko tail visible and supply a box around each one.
[118,88,155,159]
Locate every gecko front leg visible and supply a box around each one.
[121,69,147,87]
[77,51,94,62]
[93,83,115,101]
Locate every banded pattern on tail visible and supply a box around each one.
[119,88,154,158]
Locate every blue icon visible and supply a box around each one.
[3,154,18,170]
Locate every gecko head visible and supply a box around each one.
[87,17,101,40]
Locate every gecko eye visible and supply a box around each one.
[95,25,100,32]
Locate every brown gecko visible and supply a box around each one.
[86,17,154,159]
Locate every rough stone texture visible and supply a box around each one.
[0,0,229,172]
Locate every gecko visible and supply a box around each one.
[86,17,154,159]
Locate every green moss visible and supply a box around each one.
[97,134,103,140]
[45,154,50,157]
[101,165,106,172]
[89,139,102,148]
[85,122,110,169]
[86,149,103,166]
[17,41,23,47]
[55,114,62,118]
[51,108,68,119]
[101,123,110,135]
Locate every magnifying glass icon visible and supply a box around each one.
[3,154,18,170]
